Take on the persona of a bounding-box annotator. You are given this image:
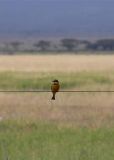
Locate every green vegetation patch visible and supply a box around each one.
[0,121,114,160]
[0,71,113,90]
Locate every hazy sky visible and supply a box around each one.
[0,0,114,38]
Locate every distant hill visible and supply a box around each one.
[0,0,114,39]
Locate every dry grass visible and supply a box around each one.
[0,92,114,128]
[0,54,114,72]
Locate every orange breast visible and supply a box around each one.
[51,84,60,92]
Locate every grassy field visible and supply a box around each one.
[0,54,114,72]
[0,121,114,160]
[0,71,113,90]
[0,54,114,159]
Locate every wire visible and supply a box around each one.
[0,90,114,93]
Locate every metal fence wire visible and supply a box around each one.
[0,90,114,93]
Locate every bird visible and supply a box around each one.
[51,79,60,100]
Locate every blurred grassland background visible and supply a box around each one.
[0,54,114,160]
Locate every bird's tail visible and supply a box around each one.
[51,92,55,100]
